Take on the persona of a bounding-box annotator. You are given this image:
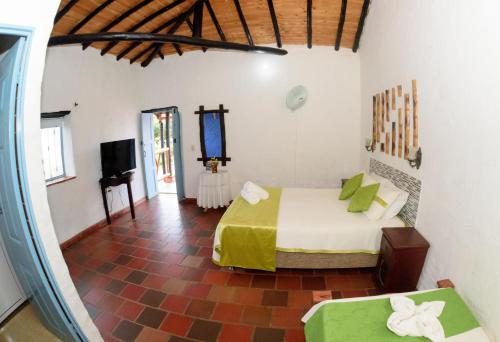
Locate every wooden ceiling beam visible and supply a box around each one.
[48,32,288,55]
[115,8,189,61]
[100,0,188,56]
[352,0,370,52]
[233,0,253,46]
[205,0,226,41]
[193,1,203,38]
[69,0,115,35]
[140,4,197,67]
[335,0,347,50]
[130,44,156,64]
[82,0,154,50]
[192,2,207,52]
[266,0,281,48]
[307,0,312,48]
[54,0,79,24]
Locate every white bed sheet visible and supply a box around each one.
[302,288,491,342]
[276,188,404,253]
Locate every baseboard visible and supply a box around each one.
[180,197,197,204]
[60,196,147,250]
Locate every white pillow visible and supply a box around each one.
[361,173,377,186]
[382,183,410,219]
[369,173,390,186]
[359,171,390,187]
[364,184,401,220]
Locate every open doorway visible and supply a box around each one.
[141,106,185,201]
[153,112,176,194]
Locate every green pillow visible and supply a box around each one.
[339,173,364,200]
[348,183,380,212]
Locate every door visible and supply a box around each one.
[141,112,158,199]
[0,237,23,322]
[172,108,185,200]
[0,33,84,340]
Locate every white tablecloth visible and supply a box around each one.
[197,170,231,209]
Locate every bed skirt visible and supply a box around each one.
[275,251,378,269]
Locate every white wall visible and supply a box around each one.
[140,46,362,198]
[360,1,500,340]
[0,2,102,340]
[42,46,146,243]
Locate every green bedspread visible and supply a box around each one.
[305,288,480,342]
[214,188,282,272]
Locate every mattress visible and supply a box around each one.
[302,288,490,342]
[276,188,404,253]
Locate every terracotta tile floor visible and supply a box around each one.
[63,195,380,342]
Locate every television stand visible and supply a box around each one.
[99,171,135,224]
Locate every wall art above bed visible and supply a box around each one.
[369,158,421,226]
[371,80,419,160]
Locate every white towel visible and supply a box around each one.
[240,189,260,205]
[243,181,269,200]
[387,296,446,342]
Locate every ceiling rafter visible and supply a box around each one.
[100,0,188,56]
[335,0,347,50]
[139,2,198,67]
[68,0,115,35]
[205,0,226,41]
[54,0,79,24]
[352,0,370,52]
[192,2,207,52]
[266,0,281,48]
[233,0,253,46]
[82,0,155,50]
[115,8,191,61]
[307,0,312,48]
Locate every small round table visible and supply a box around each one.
[197,170,231,211]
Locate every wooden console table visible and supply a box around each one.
[99,172,135,224]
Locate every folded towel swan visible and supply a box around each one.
[243,181,269,200]
[240,189,260,205]
[387,296,446,342]
[239,181,269,205]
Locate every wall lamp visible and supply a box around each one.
[365,138,374,152]
[408,146,422,169]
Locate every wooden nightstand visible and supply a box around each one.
[375,227,430,293]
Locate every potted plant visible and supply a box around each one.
[210,157,219,173]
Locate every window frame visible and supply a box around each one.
[41,122,66,182]
[195,104,231,166]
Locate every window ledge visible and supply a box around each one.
[46,176,76,187]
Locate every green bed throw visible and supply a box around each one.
[215,188,282,272]
[305,288,480,342]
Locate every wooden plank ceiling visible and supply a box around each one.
[51,0,370,67]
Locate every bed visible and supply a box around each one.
[212,187,405,271]
[301,288,490,342]
[212,159,422,271]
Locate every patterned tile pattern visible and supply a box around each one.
[369,158,422,226]
[63,195,381,342]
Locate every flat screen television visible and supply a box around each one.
[100,138,136,178]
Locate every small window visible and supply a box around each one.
[41,114,76,185]
[196,105,231,166]
[41,125,65,181]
